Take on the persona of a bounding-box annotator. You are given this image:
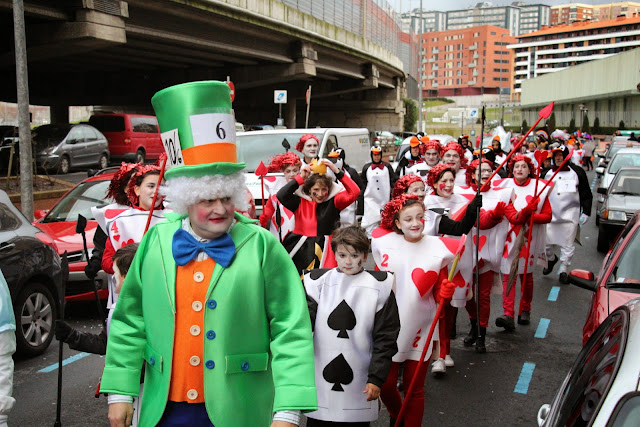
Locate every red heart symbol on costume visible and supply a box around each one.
[452,271,466,288]
[279,216,284,225]
[264,176,276,182]
[121,239,134,248]
[525,195,534,204]
[441,237,465,256]
[285,209,294,219]
[477,259,485,270]
[411,268,439,297]
[473,235,487,252]
[113,235,120,242]
[105,209,127,219]
[371,227,393,239]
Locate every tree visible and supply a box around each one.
[568,117,576,133]
[521,119,528,133]
[403,98,417,132]
[619,120,626,130]
[582,115,590,133]
[593,117,601,134]
[547,112,556,133]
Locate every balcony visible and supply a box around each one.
[432,82,439,87]
[468,62,477,68]
[427,74,435,79]
[473,52,479,59]
[428,58,435,63]
[469,44,477,50]
[432,65,439,70]
[467,79,477,85]
[472,70,478,76]
[432,48,439,54]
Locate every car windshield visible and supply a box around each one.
[610,172,640,196]
[236,132,323,172]
[609,153,640,174]
[43,179,113,223]
[32,124,71,150]
[606,228,640,290]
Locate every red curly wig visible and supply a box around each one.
[442,142,468,168]
[267,152,302,173]
[426,163,456,190]
[380,194,424,232]
[508,154,535,179]
[127,164,161,206]
[107,163,139,206]
[465,158,494,186]
[420,140,443,157]
[392,174,424,199]
[295,134,320,153]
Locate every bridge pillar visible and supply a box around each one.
[50,104,69,124]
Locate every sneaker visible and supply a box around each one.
[431,358,446,376]
[444,354,455,367]
[543,255,558,275]
[517,311,530,325]
[495,315,516,331]
[559,272,569,284]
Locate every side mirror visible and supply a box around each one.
[568,269,597,292]
[597,187,607,195]
[33,209,48,221]
[537,404,550,427]
[595,167,605,175]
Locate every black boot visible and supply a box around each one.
[390,417,404,427]
[449,309,458,339]
[463,319,478,346]
[475,327,487,353]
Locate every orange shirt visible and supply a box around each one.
[168,258,216,403]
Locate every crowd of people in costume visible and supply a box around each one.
[47,81,596,427]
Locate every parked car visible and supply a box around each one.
[33,171,115,302]
[0,126,19,172]
[372,130,398,147]
[34,124,110,174]
[596,148,640,221]
[89,113,164,164]
[245,124,275,131]
[0,189,66,357]
[597,167,640,252]
[565,211,640,344]
[597,138,639,167]
[537,298,640,427]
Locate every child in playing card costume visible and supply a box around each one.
[303,226,400,426]
[277,158,360,275]
[494,155,552,331]
[259,152,301,241]
[100,81,317,427]
[371,195,458,427]
[461,159,513,353]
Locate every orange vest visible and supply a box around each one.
[168,258,216,403]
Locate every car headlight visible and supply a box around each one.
[40,146,55,155]
[605,210,626,221]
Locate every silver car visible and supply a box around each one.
[537,298,640,426]
[596,147,640,222]
[34,124,110,174]
[597,167,640,252]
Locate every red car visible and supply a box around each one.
[568,210,640,344]
[33,170,116,302]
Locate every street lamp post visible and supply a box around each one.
[499,33,506,127]
[417,0,423,134]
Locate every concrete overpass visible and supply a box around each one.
[0,0,407,131]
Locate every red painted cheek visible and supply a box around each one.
[439,183,446,191]
[196,207,210,223]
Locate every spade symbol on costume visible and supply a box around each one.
[323,354,353,392]
[328,300,356,339]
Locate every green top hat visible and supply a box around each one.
[151,80,245,180]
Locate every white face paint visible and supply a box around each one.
[303,139,318,159]
[443,150,461,172]
[395,203,424,243]
[513,160,530,183]
[435,171,455,198]
[335,244,367,275]
[283,164,300,182]
[424,149,440,166]
[406,181,426,201]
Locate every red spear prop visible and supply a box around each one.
[255,161,268,211]
[480,101,555,192]
[143,154,168,235]
[395,236,466,427]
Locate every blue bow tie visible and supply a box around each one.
[172,228,235,267]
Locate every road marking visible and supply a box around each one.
[514,362,536,394]
[548,286,560,301]
[38,352,92,373]
[535,318,551,339]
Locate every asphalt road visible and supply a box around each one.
[10,170,605,426]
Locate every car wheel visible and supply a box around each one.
[59,156,70,174]
[98,153,109,170]
[13,282,57,357]
[135,150,145,164]
[597,225,610,253]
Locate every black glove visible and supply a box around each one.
[84,258,101,280]
[468,194,483,212]
[55,320,74,342]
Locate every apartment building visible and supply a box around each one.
[401,9,446,33]
[593,2,640,21]
[421,26,516,98]
[446,4,521,35]
[511,15,640,100]
[550,3,593,25]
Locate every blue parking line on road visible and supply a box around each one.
[514,362,536,394]
[38,352,92,373]
[535,318,551,339]
[548,286,560,301]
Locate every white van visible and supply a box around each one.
[236,128,370,213]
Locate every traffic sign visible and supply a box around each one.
[226,80,235,102]
[470,109,478,118]
[274,90,287,104]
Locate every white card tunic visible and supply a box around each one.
[303,268,395,422]
[362,165,392,228]
[371,229,456,362]
[542,168,580,247]
[263,176,296,239]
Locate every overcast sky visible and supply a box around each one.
[394,0,628,12]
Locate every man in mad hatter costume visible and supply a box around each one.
[100,81,317,427]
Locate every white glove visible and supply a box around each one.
[579,213,589,226]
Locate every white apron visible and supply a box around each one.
[362,164,392,228]
[542,168,580,247]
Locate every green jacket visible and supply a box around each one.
[100,213,317,426]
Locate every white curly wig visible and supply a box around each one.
[160,172,249,215]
